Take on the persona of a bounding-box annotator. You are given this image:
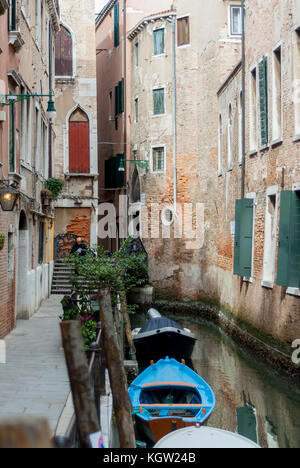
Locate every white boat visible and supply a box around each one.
[154,425,261,449]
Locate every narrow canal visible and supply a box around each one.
[131,313,300,448]
[188,318,300,449]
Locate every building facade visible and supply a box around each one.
[129,0,241,297]
[0,0,59,337]
[96,0,171,252]
[217,0,300,347]
[53,0,98,257]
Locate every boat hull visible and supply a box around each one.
[134,329,196,362]
[136,416,208,445]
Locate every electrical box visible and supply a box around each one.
[0,111,6,122]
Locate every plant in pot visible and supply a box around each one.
[0,234,5,251]
[41,189,53,206]
[44,178,64,201]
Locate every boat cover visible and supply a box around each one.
[139,317,184,334]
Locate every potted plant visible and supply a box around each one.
[0,234,5,251]
[41,189,53,206]
[44,178,64,200]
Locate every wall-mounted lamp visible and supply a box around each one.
[0,93,57,120]
[0,181,19,212]
[118,158,149,172]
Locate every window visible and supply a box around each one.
[259,56,269,147]
[105,154,125,189]
[109,91,113,120]
[262,189,278,286]
[8,0,17,31]
[114,2,119,48]
[177,17,190,46]
[152,147,165,172]
[249,68,257,150]
[153,88,165,115]
[135,98,138,123]
[272,46,282,141]
[69,108,90,174]
[234,198,254,277]
[115,79,124,116]
[135,42,139,66]
[238,91,243,164]
[230,5,242,36]
[41,120,48,177]
[154,28,165,55]
[38,221,45,265]
[55,25,73,77]
[9,95,15,172]
[277,191,300,288]
[294,29,300,135]
[218,115,223,175]
[228,104,233,169]
[35,0,42,47]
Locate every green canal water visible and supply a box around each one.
[186,318,300,449]
[132,313,300,448]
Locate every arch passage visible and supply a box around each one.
[69,108,90,174]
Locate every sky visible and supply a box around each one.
[95,0,108,14]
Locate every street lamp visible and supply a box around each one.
[0,183,19,212]
[118,158,149,172]
[0,93,57,120]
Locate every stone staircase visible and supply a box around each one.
[51,261,74,295]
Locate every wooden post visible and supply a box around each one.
[120,291,136,360]
[0,418,53,448]
[99,289,136,448]
[60,320,100,448]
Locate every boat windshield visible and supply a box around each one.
[140,386,202,405]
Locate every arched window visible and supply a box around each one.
[55,25,73,77]
[69,108,90,174]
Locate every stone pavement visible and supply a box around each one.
[0,295,71,433]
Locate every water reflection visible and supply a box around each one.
[131,313,300,448]
[188,320,300,449]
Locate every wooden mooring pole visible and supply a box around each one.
[60,321,100,448]
[99,289,136,448]
[120,291,136,360]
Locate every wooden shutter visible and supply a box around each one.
[115,84,119,116]
[277,191,300,288]
[120,79,124,113]
[178,17,189,46]
[55,26,72,76]
[259,57,268,146]
[153,88,165,115]
[114,3,119,47]
[69,121,90,173]
[234,199,254,277]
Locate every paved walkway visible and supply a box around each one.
[0,295,71,433]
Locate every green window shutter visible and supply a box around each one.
[154,29,165,55]
[234,200,241,275]
[234,199,254,277]
[289,192,300,288]
[277,191,300,288]
[153,88,165,115]
[259,57,269,146]
[277,191,293,286]
[115,84,119,116]
[114,3,119,48]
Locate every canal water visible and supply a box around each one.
[187,318,300,449]
[132,313,300,448]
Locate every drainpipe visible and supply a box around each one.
[172,17,177,214]
[241,0,246,199]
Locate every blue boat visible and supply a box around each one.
[129,357,216,444]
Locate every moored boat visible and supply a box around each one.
[132,309,196,362]
[129,357,215,444]
[154,426,261,449]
